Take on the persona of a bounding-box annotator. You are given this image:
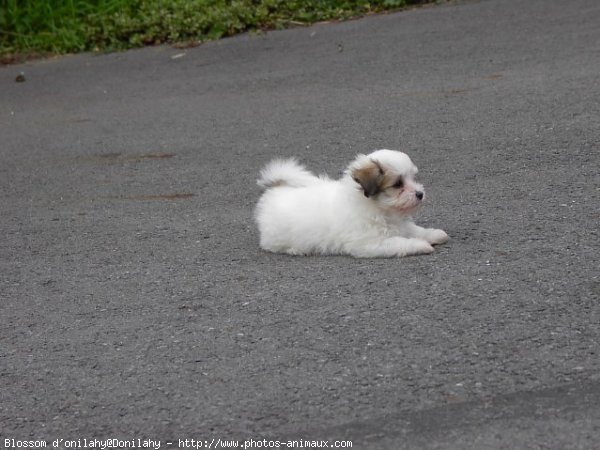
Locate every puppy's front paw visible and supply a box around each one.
[426,229,449,245]
[404,238,434,256]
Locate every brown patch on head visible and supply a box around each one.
[351,159,386,197]
[352,160,411,198]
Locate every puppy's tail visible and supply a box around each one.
[257,158,318,189]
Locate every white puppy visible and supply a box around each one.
[255,149,449,258]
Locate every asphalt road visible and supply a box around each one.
[1,0,599,448]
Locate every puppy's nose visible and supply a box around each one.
[415,191,424,200]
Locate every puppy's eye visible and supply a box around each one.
[393,177,404,188]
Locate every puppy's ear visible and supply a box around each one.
[351,159,385,198]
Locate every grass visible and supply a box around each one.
[1,0,436,62]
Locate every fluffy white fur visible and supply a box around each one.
[255,149,449,258]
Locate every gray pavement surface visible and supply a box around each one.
[1,0,599,448]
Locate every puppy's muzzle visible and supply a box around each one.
[415,191,424,200]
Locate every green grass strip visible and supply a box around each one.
[1,0,436,61]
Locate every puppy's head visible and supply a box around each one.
[348,149,425,214]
